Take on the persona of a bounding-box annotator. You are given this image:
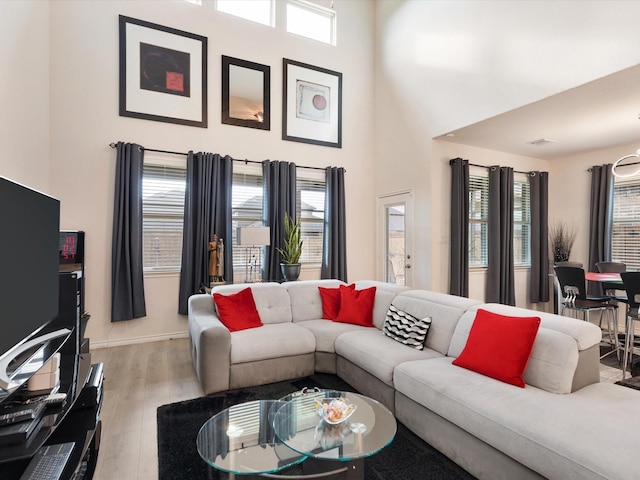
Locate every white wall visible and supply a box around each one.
[43,0,375,347]
[374,0,640,296]
[0,1,50,192]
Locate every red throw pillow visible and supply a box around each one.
[452,308,540,388]
[212,287,263,332]
[318,284,355,320]
[333,285,377,327]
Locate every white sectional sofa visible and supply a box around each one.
[187,279,640,480]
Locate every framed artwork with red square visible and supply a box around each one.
[119,16,207,128]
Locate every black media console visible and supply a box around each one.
[0,230,103,479]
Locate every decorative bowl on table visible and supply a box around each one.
[315,397,357,425]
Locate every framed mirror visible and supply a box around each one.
[222,56,270,130]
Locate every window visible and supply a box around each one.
[141,159,325,276]
[231,163,326,269]
[467,172,531,267]
[513,179,531,266]
[142,161,186,273]
[231,163,264,271]
[297,173,325,265]
[216,0,274,27]
[469,174,488,267]
[612,179,640,271]
[286,0,336,45]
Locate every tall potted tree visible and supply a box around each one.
[277,214,303,281]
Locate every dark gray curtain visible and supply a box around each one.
[178,152,233,314]
[263,160,297,281]
[321,167,347,281]
[529,171,549,303]
[588,164,614,295]
[449,158,469,297]
[486,166,515,305]
[111,142,146,322]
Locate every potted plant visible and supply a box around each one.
[276,214,303,281]
[549,222,578,263]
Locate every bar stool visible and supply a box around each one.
[554,266,620,360]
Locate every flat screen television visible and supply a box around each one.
[0,177,68,392]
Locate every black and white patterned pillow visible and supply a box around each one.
[383,304,432,350]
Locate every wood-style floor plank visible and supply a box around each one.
[91,338,202,480]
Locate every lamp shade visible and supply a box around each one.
[237,226,271,246]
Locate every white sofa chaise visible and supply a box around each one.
[187,279,640,480]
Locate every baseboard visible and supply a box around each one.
[90,331,189,349]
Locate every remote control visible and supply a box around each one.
[25,392,67,406]
[0,410,30,421]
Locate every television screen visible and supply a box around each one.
[0,177,60,364]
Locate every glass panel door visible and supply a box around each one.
[377,192,413,286]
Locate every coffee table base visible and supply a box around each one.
[302,458,364,480]
[231,458,364,480]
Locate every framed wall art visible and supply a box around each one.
[222,55,270,130]
[119,15,208,128]
[282,59,342,148]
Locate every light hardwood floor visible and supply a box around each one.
[90,338,202,480]
[89,337,623,480]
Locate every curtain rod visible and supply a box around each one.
[450,158,537,176]
[109,143,330,172]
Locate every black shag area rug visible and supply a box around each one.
[157,374,476,480]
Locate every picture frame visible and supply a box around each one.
[222,55,270,130]
[282,59,342,148]
[119,15,208,128]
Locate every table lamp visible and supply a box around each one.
[237,227,270,282]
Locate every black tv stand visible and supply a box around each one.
[1,351,103,480]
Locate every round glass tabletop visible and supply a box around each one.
[196,399,307,475]
[273,390,397,461]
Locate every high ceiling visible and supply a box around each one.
[435,64,640,160]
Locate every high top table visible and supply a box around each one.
[196,390,396,479]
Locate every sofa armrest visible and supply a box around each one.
[188,294,231,394]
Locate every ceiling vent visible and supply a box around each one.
[527,138,556,146]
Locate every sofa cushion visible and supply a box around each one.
[452,308,540,388]
[213,287,263,332]
[383,304,431,350]
[334,285,376,327]
[295,319,371,353]
[394,358,640,480]
[230,323,316,364]
[450,304,591,394]
[353,280,410,329]
[335,329,442,386]
[284,279,345,322]
[318,283,355,319]
[211,282,293,324]
[390,290,482,355]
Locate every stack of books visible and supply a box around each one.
[0,401,46,447]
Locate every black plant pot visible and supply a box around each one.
[281,263,301,282]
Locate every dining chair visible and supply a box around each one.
[555,261,583,268]
[551,261,584,314]
[619,272,640,378]
[596,261,627,301]
[554,266,619,359]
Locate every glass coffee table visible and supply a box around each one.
[196,390,396,479]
